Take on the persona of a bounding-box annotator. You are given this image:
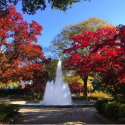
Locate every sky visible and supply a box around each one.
[14,0,125,57]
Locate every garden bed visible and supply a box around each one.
[0,112,22,124]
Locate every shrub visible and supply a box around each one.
[94,99,108,113]
[101,102,108,115]
[116,118,125,124]
[0,102,19,119]
[89,96,98,100]
[94,90,99,93]
[105,101,121,119]
[116,99,125,104]
[72,96,91,100]
[118,104,125,119]
[69,82,84,96]
[0,89,25,96]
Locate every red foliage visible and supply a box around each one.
[69,82,85,95]
[24,80,46,93]
[64,26,125,88]
[0,5,46,84]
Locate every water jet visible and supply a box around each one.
[42,60,72,105]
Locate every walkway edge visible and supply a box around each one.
[94,112,111,124]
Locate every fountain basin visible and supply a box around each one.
[10,100,95,108]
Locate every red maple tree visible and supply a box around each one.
[88,25,125,98]
[63,27,118,96]
[0,5,46,85]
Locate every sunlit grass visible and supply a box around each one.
[88,92,112,99]
[72,92,113,100]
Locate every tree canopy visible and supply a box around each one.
[0,5,47,85]
[64,24,125,98]
[0,0,90,15]
[48,17,115,59]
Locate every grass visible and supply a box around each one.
[72,92,113,100]
[88,92,113,100]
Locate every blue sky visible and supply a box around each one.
[14,0,125,57]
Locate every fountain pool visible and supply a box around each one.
[11,100,95,107]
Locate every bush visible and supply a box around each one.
[89,96,98,100]
[116,99,125,104]
[116,118,125,124]
[118,104,125,119]
[105,101,121,119]
[0,102,19,119]
[0,89,25,97]
[72,95,99,101]
[95,99,108,113]
[94,90,99,93]
[101,102,108,115]
[26,95,38,100]
[72,96,91,100]
[38,93,44,100]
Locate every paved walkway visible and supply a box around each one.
[0,98,104,124]
[13,107,104,124]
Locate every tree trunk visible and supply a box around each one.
[82,76,88,96]
[113,84,118,100]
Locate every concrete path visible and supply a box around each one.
[13,107,104,124]
[0,97,104,124]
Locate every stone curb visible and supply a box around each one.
[94,112,111,124]
[8,112,22,124]
[19,104,95,108]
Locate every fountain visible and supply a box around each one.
[42,60,72,105]
[10,60,95,107]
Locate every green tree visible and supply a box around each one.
[92,75,105,92]
[0,0,90,15]
[42,59,58,81]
